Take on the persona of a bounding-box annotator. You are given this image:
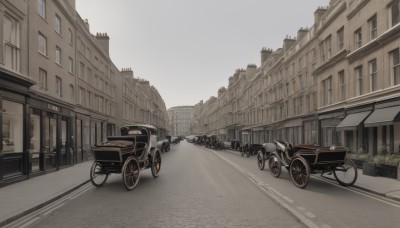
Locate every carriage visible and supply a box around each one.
[90,124,162,190]
[257,140,357,189]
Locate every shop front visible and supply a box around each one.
[0,71,34,186]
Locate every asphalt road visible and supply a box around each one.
[28,141,305,228]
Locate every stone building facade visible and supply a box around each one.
[0,0,168,187]
[192,0,400,156]
[168,106,194,136]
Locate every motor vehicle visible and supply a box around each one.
[90,124,162,190]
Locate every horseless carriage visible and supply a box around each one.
[90,124,162,191]
[241,143,263,158]
[257,140,358,189]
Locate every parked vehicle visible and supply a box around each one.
[241,143,262,158]
[257,142,276,170]
[230,139,242,151]
[157,138,170,152]
[90,124,162,191]
[267,140,357,189]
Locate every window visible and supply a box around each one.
[68,28,73,45]
[369,59,377,92]
[2,100,23,153]
[322,77,332,106]
[355,66,363,96]
[320,35,332,62]
[55,46,61,64]
[86,91,91,108]
[354,28,362,49]
[56,76,62,97]
[337,27,344,51]
[38,0,46,18]
[389,48,400,85]
[368,15,377,40]
[69,84,74,102]
[388,0,400,27]
[3,13,20,72]
[55,15,61,34]
[38,33,47,55]
[338,70,346,101]
[79,87,85,106]
[87,68,92,84]
[79,62,85,80]
[39,68,47,91]
[69,57,73,73]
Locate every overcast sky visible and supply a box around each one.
[76,0,330,109]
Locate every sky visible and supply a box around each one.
[76,0,330,109]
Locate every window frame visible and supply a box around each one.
[38,32,47,56]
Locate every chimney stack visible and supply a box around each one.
[283,36,296,53]
[260,47,273,65]
[314,7,327,24]
[297,27,309,41]
[246,64,257,79]
[96,32,110,56]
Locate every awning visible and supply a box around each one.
[336,111,371,131]
[364,106,400,127]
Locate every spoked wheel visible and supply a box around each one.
[151,150,162,178]
[90,162,109,187]
[289,157,310,189]
[268,155,282,178]
[257,152,265,170]
[122,157,140,191]
[333,158,358,186]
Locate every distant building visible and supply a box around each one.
[168,106,194,136]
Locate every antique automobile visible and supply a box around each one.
[267,140,358,189]
[157,138,170,152]
[230,139,242,151]
[257,142,276,170]
[90,124,162,191]
[240,143,263,158]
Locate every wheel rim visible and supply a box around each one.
[269,156,281,177]
[257,154,263,168]
[124,158,140,189]
[153,152,161,173]
[290,158,309,188]
[334,158,357,186]
[90,162,108,187]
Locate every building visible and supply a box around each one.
[0,0,168,187]
[168,106,194,136]
[192,0,400,157]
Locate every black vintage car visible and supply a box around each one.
[90,124,162,191]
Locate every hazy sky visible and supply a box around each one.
[76,0,330,109]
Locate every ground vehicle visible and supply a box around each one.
[257,142,276,170]
[241,143,263,158]
[90,124,162,191]
[157,138,170,152]
[267,140,357,189]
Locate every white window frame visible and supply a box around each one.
[388,0,400,28]
[39,68,47,91]
[368,15,377,41]
[55,46,61,65]
[355,66,363,96]
[56,76,62,97]
[38,32,47,55]
[337,27,344,51]
[389,48,400,86]
[38,0,46,18]
[69,57,73,73]
[354,28,362,49]
[3,13,20,72]
[368,59,377,92]
[55,14,61,34]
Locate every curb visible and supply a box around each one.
[0,180,91,227]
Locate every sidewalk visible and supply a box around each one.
[0,161,93,227]
[0,154,399,227]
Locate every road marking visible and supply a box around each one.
[313,175,400,208]
[209,149,328,228]
[3,183,94,228]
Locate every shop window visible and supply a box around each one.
[30,109,41,172]
[2,100,23,152]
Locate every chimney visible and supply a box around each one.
[233,70,239,82]
[314,7,327,24]
[260,47,273,65]
[283,36,296,53]
[96,32,110,56]
[246,64,257,79]
[84,19,90,32]
[297,27,309,41]
[121,67,134,79]
[218,87,226,97]
[228,76,233,86]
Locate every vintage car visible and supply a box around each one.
[265,140,358,189]
[90,124,162,191]
[241,143,263,158]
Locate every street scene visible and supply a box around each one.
[1,0,400,227]
[1,142,400,227]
